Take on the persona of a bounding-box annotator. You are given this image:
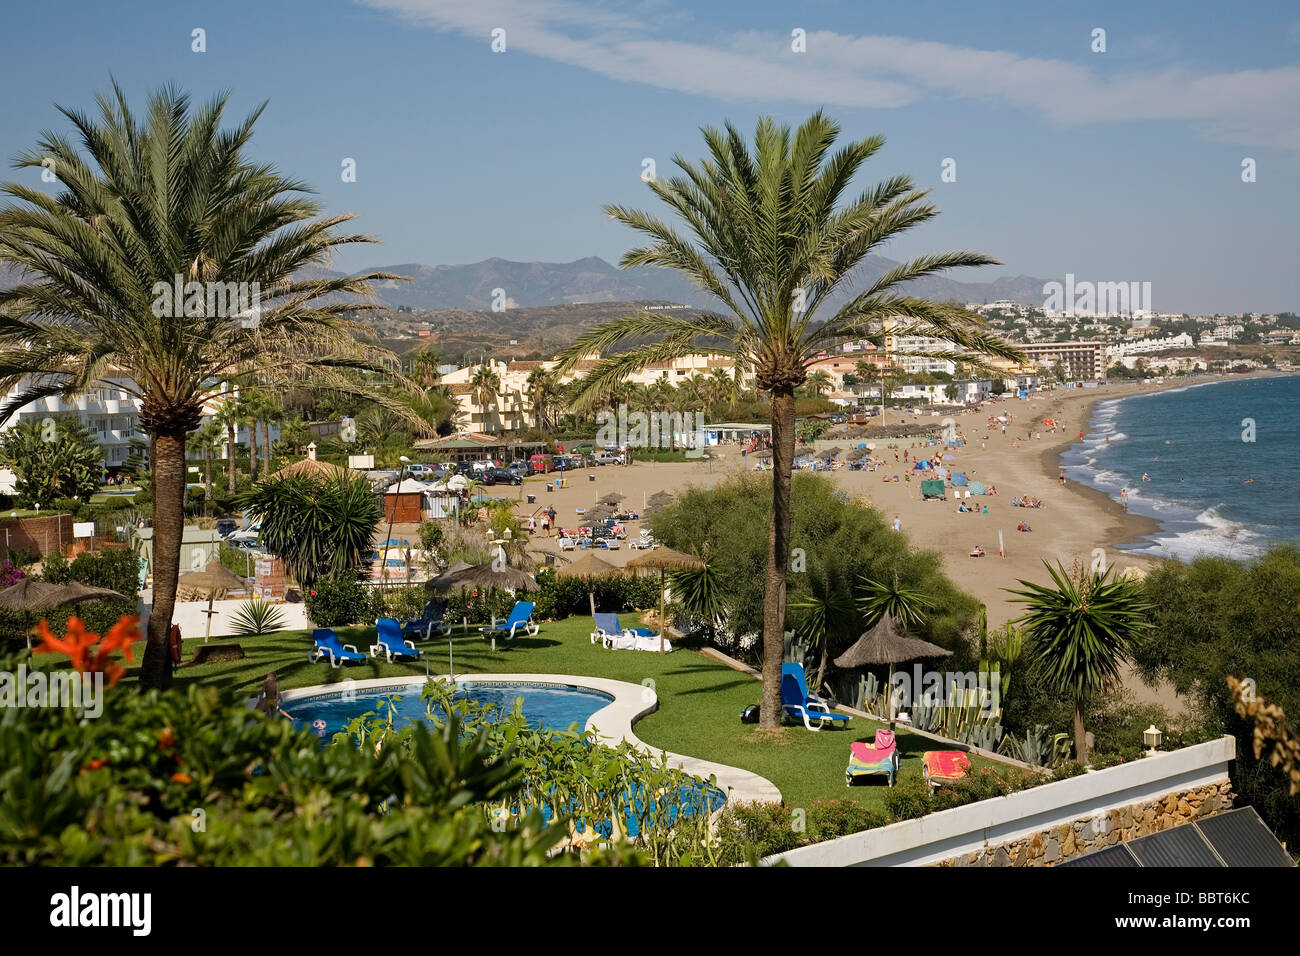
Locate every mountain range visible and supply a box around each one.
[324,255,1051,312]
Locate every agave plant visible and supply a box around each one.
[228,598,287,636]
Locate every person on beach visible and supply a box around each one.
[1059,469,1066,487]
[541,512,551,535]
[892,515,902,533]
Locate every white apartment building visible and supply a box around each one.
[1106,333,1194,359]
[883,334,958,375]
[0,375,143,467]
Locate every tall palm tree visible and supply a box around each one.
[555,112,1021,728]
[0,84,424,688]
[524,366,560,431]
[410,344,442,388]
[709,365,741,411]
[468,365,501,429]
[214,397,242,493]
[187,420,225,510]
[1007,561,1152,763]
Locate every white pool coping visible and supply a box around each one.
[277,673,782,806]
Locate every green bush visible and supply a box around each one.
[373,584,429,623]
[532,567,660,620]
[305,575,378,628]
[714,797,891,865]
[442,588,519,626]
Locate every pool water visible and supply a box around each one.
[286,680,614,737]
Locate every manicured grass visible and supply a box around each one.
[104,615,1001,809]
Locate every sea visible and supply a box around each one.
[1060,374,1300,563]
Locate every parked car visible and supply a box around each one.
[481,467,522,486]
[216,518,238,537]
[593,451,622,466]
[406,463,437,478]
[507,460,530,478]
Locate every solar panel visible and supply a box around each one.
[1196,807,1298,868]
[1057,844,1139,867]
[1126,822,1224,867]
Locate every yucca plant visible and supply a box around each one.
[554,112,1021,727]
[228,598,287,636]
[0,83,426,687]
[238,472,380,588]
[857,573,935,629]
[1007,561,1153,763]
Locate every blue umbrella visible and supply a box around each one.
[951,472,969,487]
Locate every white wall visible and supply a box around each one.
[142,598,312,639]
[765,736,1236,867]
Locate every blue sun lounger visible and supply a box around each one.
[479,601,538,649]
[309,629,366,668]
[370,618,423,662]
[781,662,850,731]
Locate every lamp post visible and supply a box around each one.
[381,455,410,589]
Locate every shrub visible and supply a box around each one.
[442,588,519,626]
[373,584,429,623]
[532,567,661,620]
[305,575,378,628]
[228,599,288,636]
[714,801,805,865]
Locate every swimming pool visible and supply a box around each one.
[285,680,615,737]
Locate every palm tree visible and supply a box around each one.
[524,367,561,430]
[1007,561,1152,763]
[709,365,741,411]
[238,472,381,588]
[0,84,424,688]
[805,369,833,397]
[214,397,242,493]
[410,345,443,388]
[555,113,1021,728]
[187,420,225,510]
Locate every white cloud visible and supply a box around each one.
[359,0,1300,151]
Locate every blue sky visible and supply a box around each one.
[1,0,1298,312]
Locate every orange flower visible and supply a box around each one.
[32,615,140,687]
[159,727,175,750]
[82,757,109,773]
[170,772,192,784]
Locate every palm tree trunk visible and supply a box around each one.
[226,424,237,493]
[248,423,258,481]
[140,429,186,689]
[262,420,272,475]
[1074,699,1088,764]
[760,388,796,729]
[203,447,212,513]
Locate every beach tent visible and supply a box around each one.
[968,481,986,495]
[950,472,969,487]
[911,461,927,471]
[934,466,949,480]
[920,479,946,500]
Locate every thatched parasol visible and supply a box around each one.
[555,552,620,616]
[848,447,868,461]
[584,504,616,524]
[625,547,704,653]
[599,491,627,505]
[179,559,251,642]
[834,615,953,728]
[0,578,133,652]
[427,561,539,594]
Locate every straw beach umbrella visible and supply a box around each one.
[0,578,132,652]
[556,552,619,617]
[598,491,627,505]
[427,561,539,594]
[625,547,704,653]
[834,615,953,728]
[178,559,250,642]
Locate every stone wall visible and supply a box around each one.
[936,781,1235,867]
[0,514,77,558]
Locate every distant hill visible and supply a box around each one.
[337,255,1051,311]
[0,254,1053,313]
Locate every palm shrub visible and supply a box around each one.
[228,598,287,636]
[1007,561,1152,763]
[0,84,425,689]
[239,472,380,588]
[555,112,1019,726]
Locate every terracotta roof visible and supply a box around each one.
[447,383,473,395]
[267,457,354,482]
[507,360,545,371]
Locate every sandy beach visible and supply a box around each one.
[512,373,1287,710]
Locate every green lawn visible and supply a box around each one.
[109,615,1000,810]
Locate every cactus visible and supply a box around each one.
[997,724,1072,768]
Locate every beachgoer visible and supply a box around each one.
[257,672,290,718]
[1059,470,1066,487]
[892,515,902,533]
